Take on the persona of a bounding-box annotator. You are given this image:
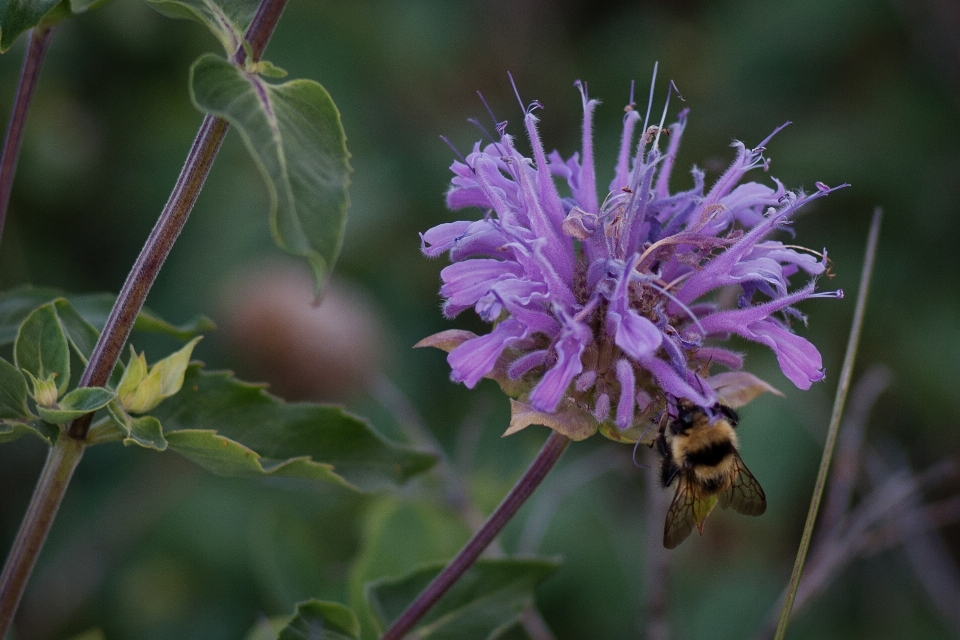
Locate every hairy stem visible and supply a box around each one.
[774,207,882,639]
[0,436,84,637]
[0,27,54,246]
[0,1,290,635]
[381,431,571,640]
[66,113,228,439]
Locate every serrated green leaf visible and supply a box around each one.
[0,287,213,347]
[0,357,31,420]
[0,0,59,52]
[163,429,351,485]
[15,302,70,394]
[190,54,351,293]
[37,386,115,424]
[276,600,360,640]
[144,0,257,55]
[0,419,56,445]
[366,559,560,640]
[150,366,435,491]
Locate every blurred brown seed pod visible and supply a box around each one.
[221,263,386,402]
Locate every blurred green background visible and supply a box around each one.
[1,0,959,638]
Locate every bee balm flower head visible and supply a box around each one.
[417,78,843,442]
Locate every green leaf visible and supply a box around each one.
[0,420,55,445]
[106,402,168,450]
[0,286,62,344]
[144,0,257,55]
[52,298,101,363]
[64,292,215,341]
[0,0,59,52]
[15,302,70,395]
[348,499,472,639]
[276,600,361,640]
[366,559,560,640]
[0,357,31,420]
[36,386,115,424]
[0,287,213,347]
[127,414,166,450]
[190,54,351,293]
[0,0,111,52]
[133,308,216,341]
[149,366,435,491]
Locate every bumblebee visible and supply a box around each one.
[656,403,766,549]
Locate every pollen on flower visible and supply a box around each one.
[418,73,845,442]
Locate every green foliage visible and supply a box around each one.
[150,365,436,491]
[14,302,70,395]
[0,294,433,494]
[365,558,560,639]
[0,287,212,348]
[0,0,58,52]
[144,0,258,55]
[106,402,168,450]
[0,418,55,444]
[190,53,351,293]
[0,355,30,420]
[277,600,361,640]
[36,386,114,424]
[52,298,102,364]
[0,0,113,52]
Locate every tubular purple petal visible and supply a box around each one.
[448,319,527,388]
[615,359,636,429]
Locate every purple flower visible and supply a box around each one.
[418,80,843,441]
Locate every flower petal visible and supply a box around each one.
[448,319,527,388]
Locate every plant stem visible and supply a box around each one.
[381,430,571,640]
[773,208,882,640]
[0,435,84,637]
[0,1,291,634]
[66,0,288,441]
[65,113,229,439]
[0,26,54,247]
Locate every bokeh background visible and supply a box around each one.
[1,0,959,638]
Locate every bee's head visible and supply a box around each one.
[670,403,700,435]
[670,402,739,435]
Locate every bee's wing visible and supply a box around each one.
[663,474,699,549]
[718,451,767,516]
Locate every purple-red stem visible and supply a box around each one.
[381,431,571,640]
[0,27,53,246]
[0,2,288,637]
